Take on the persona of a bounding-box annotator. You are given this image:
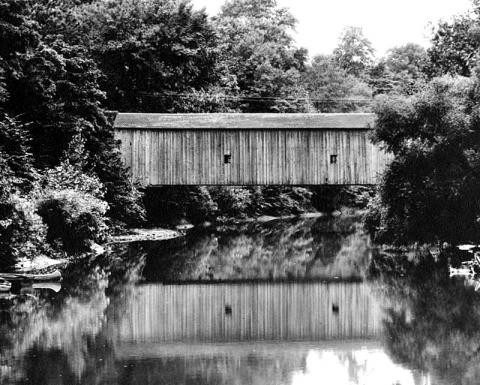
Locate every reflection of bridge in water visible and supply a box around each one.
[117,282,382,343]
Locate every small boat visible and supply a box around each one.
[0,278,12,292]
[0,270,62,282]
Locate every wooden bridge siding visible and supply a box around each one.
[115,128,388,185]
[117,282,382,343]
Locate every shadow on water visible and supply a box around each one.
[2,215,480,384]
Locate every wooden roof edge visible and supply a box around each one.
[113,113,376,129]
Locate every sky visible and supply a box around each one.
[190,0,474,58]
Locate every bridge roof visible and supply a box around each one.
[114,113,375,130]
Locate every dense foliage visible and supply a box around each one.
[34,156,109,252]
[34,0,221,112]
[428,14,480,77]
[213,0,309,112]
[303,55,372,112]
[368,44,429,96]
[362,1,480,246]
[0,196,49,269]
[333,26,375,77]
[0,0,148,266]
[366,76,480,245]
[0,0,145,228]
[143,186,316,225]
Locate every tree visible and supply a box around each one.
[0,0,145,226]
[367,76,480,245]
[427,3,480,77]
[0,0,39,196]
[367,61,400,95]
[0,116,35,196]
[303,54,372,112]
[213,0,309,112]
[368,44,429,97]
[30,0,221,112]
[385,43,429,77]
[333,26,375,77]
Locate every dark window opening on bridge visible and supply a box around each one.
[330,154,338,164]
[224,154,232,164]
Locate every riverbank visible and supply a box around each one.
[109,228,182,244]
[109,212,327,244]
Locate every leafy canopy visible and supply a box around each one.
[303,54,372,112]
[214,0,309,112]
[333,26,375,77]
[32,0,221,112]
[428,13,480,77]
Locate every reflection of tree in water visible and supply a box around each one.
[370,251,480,385]
[0,252,146,384]
[133,214,373,282]
[308,216,372,279]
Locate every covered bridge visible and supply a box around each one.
[113,113,390,186]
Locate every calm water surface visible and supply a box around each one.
[0,214,477,384]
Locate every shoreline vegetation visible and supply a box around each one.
[17,207,355,274]
[2,0,480,273]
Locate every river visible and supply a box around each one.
[0,213,478,384]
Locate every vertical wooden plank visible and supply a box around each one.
[151,130,158,185]
[207,130,212,185]
[116,123,392,186]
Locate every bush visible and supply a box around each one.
[34,159,109,252]
[0,155,111,260]
[257,186,314,216]
[144,186,218,225]
[210,187,253,218]
[37,189,108,253]
[0,154,14,203]
[0,195,49,268]
[209,186,315,218]
[363,194,383,240]
[312,186,375,212]
[37,159,105,199]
